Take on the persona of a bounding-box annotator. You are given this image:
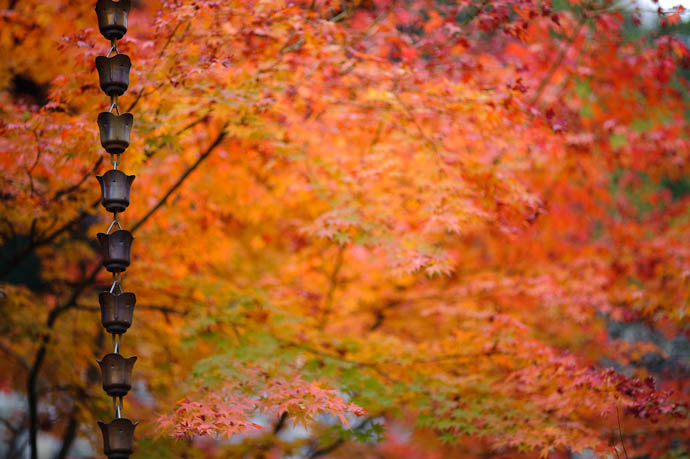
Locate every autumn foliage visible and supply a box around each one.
[1,0,690,457]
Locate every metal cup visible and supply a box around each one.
[96,54,131,97]
[98,418,137,459]
[97,169,135,213]
[99,292,136,334]
[97,230,133,273]
[98,112,134,155]
[95,0,131,40]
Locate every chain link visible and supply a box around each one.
[109,95,121,115]
[105,218,123,235]
[109,272,123,294]
[106,37,119,58]
[112,333,121,355]
[113,397,123,419]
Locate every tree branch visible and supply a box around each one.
[1,414,27,459]
[25,128,228,459]
[1,112,214,279]
[0,415,21,434]
[125,20,184,113]
[616,404,629,459]
[529,14,588,108]
[51,157,103,202]
[319,244,345,328]
[131,126,228,233]
[309,438,344,458]
[308,417,375,458]
[0,199,100,280]
[143,112,212,159]
[273,412,288,434]
[54,412,78,459]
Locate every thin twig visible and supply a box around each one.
[26,131,43,197]
[143,112,212,158]
[320,245,345,328]
[529,14,588,108]
[51,157,104,202]
[308,416,375,458]
[125,20,184,112]
[273,412,288,434]
[616,404,629,459]
[0,416,20,434]
[393,90,439,155]
[54,411,78,459]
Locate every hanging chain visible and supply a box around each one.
[104,34,124,422]
[94,1,138,455]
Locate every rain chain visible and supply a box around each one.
[94,1,137,458]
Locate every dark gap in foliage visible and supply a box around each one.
[0,235,44,289]
[10,74,49,107]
